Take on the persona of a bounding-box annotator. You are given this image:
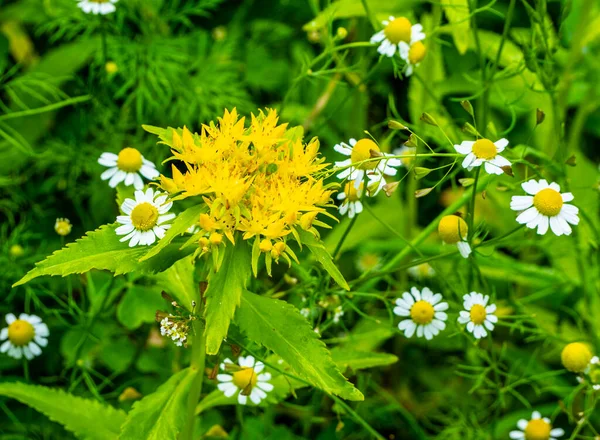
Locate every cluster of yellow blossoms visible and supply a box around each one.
[159,108,336,270]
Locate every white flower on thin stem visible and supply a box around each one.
[333,306,344,324]
[438,215,471,259]
[217,356,274,405]
[394,287,448,340]
[78,0,118,15]
[510,179,579,236]
[98,147,160,190]
[457,292,498,339]
[398,41,427,77]
[116,188,175,247]
[0,313,49,360]
[370,16,425,58]
[337,181,364,218]
[392,145,416,168]
[455,138,511,175]
[509,411,564,440]
[407,262,435,280]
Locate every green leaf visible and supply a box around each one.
[139,204,204,262]
[236,290,363,401]
[120,368,195,440]
[331,348,398,371]
[204,243,252,354]
[297,230,349,290]
[13,225,194,286]
[0,382,125,440]
[154,255,197,311]
[117,285,165,330]
[441,0,470,55]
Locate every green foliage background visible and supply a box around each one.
[1,0,600,439]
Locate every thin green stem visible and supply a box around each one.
[181,319,206,440]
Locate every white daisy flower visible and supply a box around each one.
[398,40,427,76]
[394,287,448,340]
[455,138,511,175]
[78,0,118,15]
[438,215,472,259]
[1,313,49,360]
[407,262,435,280]
[392,145,416,168]
[98,147,160,190]
[337,181,364,218]
[356,252,382,273]
[217,356,274,405]
[457,292,498,339]
[510,179,579,236]
[370,16,425,58]
[509,411,565,440]
[334,138,401,190]
[116,188,176,247]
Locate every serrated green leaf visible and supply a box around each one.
[13,225,194,286]
[117,285,164,330]
[331,348,398,371]
[297,230,349,290]
[139,204,204,262]
[0,382,126,440]
[154,255,197,311]
[236,290,363,401]
[204,243,252,354]
[441,0,470,55]
[120,368,195,440]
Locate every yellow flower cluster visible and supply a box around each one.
[160,108,336,268]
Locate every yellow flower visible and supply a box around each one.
[561,342,593,373]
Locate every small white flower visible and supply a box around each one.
[509,411,564,440]
[78,0,118,15]
[438,215,472,259]
[392,145,416,168]
[98,147,160,190]
[394,287,448,340]
[457,292,498,339]
[407,262,435,280]
[510,179,579,236]
[333,306,344,324]
[370,16,425,58]
[300,308,310,318]
[356,252,382,273]
[337,181,364,219]
[398,40,426,77]
[217,356,274,405]
[1,313,49,360]
[455,138,511,175]
[116,188,176,247]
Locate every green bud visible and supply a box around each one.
[414,187,433,198]
[387,120,407,130]
[414,167,431,179]
[459,178,475,187]
[536,108,546,125]
[460,100,474,117]
[336,27,348,40]
[462,122,479,137]
[420,112,438,126]
[405,134,418,148]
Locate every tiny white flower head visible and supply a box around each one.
[370,16,425,58]
[398,40,427,77]
[392,145,416,168]
[509,411,564,440]
[333,306,344,324]
[116,188,176,247]
[455,138,511,175]
[337,181,364,219]
[407,262,435,280]
[98,147,160,190]
[1,313,49,360]
[54,218,72,236]
[217,356,274,405]
[356,252,382,273]
[300,308,310,318]
[78,0,118,15]
[394,287,448,340]
[438,215,471,258]
[457,292,498,339]
[510,179,579,236]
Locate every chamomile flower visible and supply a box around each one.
[394,287,448,340]
[561,342,593,373]
[510,179,579,236]
[438,215,471,258]
[392,145,416,167]
[398,40,427,76]
[217,356,274,405]
[509,411,564,440]
[54,218,72,236]
[455,138,511,175]
[116,188,175,247]
[407,262,435,280]
[0,313,49,360]
[457,292,498,339]
[333,306,344,324]
[356,252,382,272]
[370,16,425,58]
[98,147,160,190]
[337,181,364,218]
[334,138,401,189]
[77,0,118,15]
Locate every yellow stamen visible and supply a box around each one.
[470,304,486,325]
[438,215,468,244]
[8,320,35,346]
[343,182,364,201]
[524,419,551,440]
[533,188,563,217]
[130,203,159,231]
[472,139,497,160]
[232,367,258,390]
[408,41,426,64]
[117,147,143,172]
[410,300,434,325]
[561,342,592,373]
[350,139,380,170]
[384,17,412,44]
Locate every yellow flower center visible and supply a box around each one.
[561,342,592,373]
[130,203,159,231]
[343,182,364,201]
[410,300,434,325]
[524,419,551,440]
[533,188,563,217]
[55,218,72,236]
[358,253,380,270]
[350,139,380,170]
[8,320,35,346]
[384,17,412,44]
[471,139,497,160]
[408,41,426,64]
[470,304,487,325]
[438,215,468,244]
[117,147,143,172]
[232,367,258,391]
